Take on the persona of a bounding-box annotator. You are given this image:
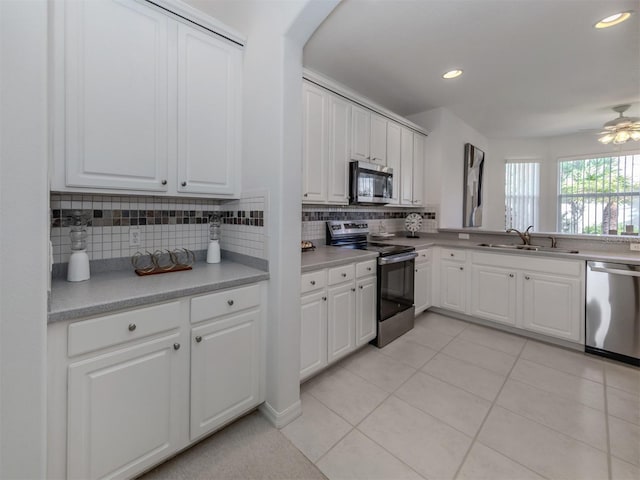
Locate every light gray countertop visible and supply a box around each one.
[49,260,269,323]
[301,246,378,272]
[302,236,640,272]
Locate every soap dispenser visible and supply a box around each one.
[206,214,221,264]
[67,210,91,282]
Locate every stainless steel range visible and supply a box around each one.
[326,221,417,347]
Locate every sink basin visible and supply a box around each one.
[477,243,579,254]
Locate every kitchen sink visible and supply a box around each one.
[477,243,579,254]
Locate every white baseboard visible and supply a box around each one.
[259,399,302,429]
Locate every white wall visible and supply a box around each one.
[408,107,488,228]
[490,133,639,232]
[0,1,49,477]
[183,0,339,427]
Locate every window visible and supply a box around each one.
[558,153,640,234]
[505,161,540,230]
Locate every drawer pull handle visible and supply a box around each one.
[128,323,136,332]
[195,336,202,343]
[173,343,180,350]
[322,296,327,301]
[341,273,347,277]
[227,300,234,306]
[161,179,167,185]
[310,280,316,285]
[181,181,187,187]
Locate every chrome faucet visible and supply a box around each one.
[506,225,533,245]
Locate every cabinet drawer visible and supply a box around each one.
[415,249,432,264]
[356,260,377,278]
[328,264,356,285]
[301,270,326,294]
[440,248,466,261]
[68,301,181,357]
[191,284,260,324]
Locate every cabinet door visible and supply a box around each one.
[302,83,328,202]
[327,95,351,204]
[400,127,414,205]
[522,273,582,342]
[351,105,371,162]
[356,277,377,346]
[67,333,186,480]
[177,23,242,196]
[63,0,170,192]
[370,114,387,165]
[412,134,425,206]
[440,259,467,313]
[414,261,431,315]
[470,265,517,326]
[327,282,356,362]
[386,122,401,205]
[190,310,261,440]
[300,291,328,381]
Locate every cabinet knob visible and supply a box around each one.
[359,285,364,289]
[341,272,347,277]
[161,179,167,185]
[195,335,202,343]
[128,323,136,332]
[322,296,327,301]
[525,275,531,280]
[367,267,372,271]
[304,193,308,197]
[173,343,180,350]
[459,267,464,271]
[509,273,514,278]
[351,288,356,292]
[310,280,316,285]
[181,181,187,187]
[450,253,454,257]
[227,299,234,306]
[415,269,418,272]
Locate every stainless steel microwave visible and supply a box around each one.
[349,161,393,205]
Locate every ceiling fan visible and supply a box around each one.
[597,104,640,145]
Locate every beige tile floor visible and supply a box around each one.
[282,311,640,480]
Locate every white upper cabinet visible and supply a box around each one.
[177,23,242,196]
[302,82,328,202]
[412,134,425,206]
[369,114,387,165]
[400,127,414,205]
[386,122,401,205]
[351,105,371,162]
[62,0,170,192]
[52,0,242,198]
[327,95,351,204]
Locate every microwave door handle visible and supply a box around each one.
[378,252,418,265]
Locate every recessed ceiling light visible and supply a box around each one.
[442,69,463,79]
[594,11,633,28]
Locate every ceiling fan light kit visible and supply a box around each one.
[598,105,640,145]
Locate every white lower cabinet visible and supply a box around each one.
[414,249,432,314]
[300,259,376,380]
[521,272,582,341]
[67,333,187,480]
[190,309,260,440]
[441,249,585,344]
[48,283,265,480]
[470,264,517,326]
[327,282,357,363]
[356,276,377,345]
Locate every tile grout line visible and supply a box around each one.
[451,337,550,480]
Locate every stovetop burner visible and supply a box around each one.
[325,221,415,257]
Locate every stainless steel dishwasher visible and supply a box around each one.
[586,261,640,366]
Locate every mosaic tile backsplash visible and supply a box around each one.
[50,193,267,264]
[301,205,439,241]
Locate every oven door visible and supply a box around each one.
[377,253,416,321]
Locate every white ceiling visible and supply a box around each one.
[303,0,640,138]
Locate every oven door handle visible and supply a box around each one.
[378,252,418,265]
